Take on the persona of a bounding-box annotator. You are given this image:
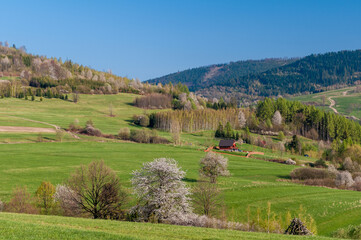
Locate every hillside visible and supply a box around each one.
[148,50,361,102]
[0,213,337,240]
[147,58,295,91]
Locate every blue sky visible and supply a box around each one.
[1,0,361,80]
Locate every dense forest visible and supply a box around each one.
[148,50,361,101]
[147,58,295,91]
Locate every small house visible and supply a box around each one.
[219,139,238,150]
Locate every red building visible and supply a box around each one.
[218,139,238,150]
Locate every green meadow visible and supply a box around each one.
[0,212,338,240]
[0,93,360,238]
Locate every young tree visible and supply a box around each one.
[192,180,222,217]
[67,160,127,219]
[200,152,230,183]
[36,181,56,214]
[131,158,192,222]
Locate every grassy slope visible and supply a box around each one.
[0,212,338,240]
[0,142,361,236]
[290,86,361,118]
[0,93,360,237]
[0,94,160,134]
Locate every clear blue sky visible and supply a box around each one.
[1,0,361,80]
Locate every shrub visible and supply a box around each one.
[167,213,247,231]
[139,115,150,127]
[313,159,327,168]
[130,129,150,143]
[333,224,361,239]
[118,127,130,140]
[5,187,39,214]
[342,157,360,172]
[290,168,331,180]
[81,124,102,137]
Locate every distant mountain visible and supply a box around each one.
[146,58,296,91]
[147,50,361,100]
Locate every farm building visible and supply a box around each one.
[219,139,238,150]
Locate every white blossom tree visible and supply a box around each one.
[85,69,93,80]
[131,158,192,222]
[335,171,354,187]
[200,152,230,183]
[238,110,246,128]
[272,110,282,126]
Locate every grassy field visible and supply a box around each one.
[0,93,360,238]
[0,94,161,134]
[0,212,338,240]
[290,86,361,119]
[0,142,360,236]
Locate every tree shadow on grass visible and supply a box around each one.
[183,177,198,183]
[277,175,291,180]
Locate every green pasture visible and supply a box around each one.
[0,94,162,134]
[0,212,337,240]
[0,142,360,236]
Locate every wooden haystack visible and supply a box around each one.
[284,218,312,235]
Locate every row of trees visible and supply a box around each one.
[255,97,361,143]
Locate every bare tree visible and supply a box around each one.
[131,158,192,222]
[192,180,222,217]
[200,152,230,184]
[67,161,127,219]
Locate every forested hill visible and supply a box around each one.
[146,58,296,91]
[148,50,361,99]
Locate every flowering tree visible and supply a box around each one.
[131,158,192,222]
[272,110,282,126]
[238,110,246,128]
[200,152,230,183]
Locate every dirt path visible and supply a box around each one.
[1,115,80,139]
[328,96,338,114]
[0,126,55,133]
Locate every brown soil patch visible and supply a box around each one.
[0,126,55,133]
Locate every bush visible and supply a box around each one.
[290,168,331,180]
[140,115,150,127]
[118,127,130,140]
[313,159,327,168]
[333,224,361,239]
[81,124,102,137]
[133,114,150,127]
[130,129,150,143]
[130,129,169,144]
[5,187,39,214]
